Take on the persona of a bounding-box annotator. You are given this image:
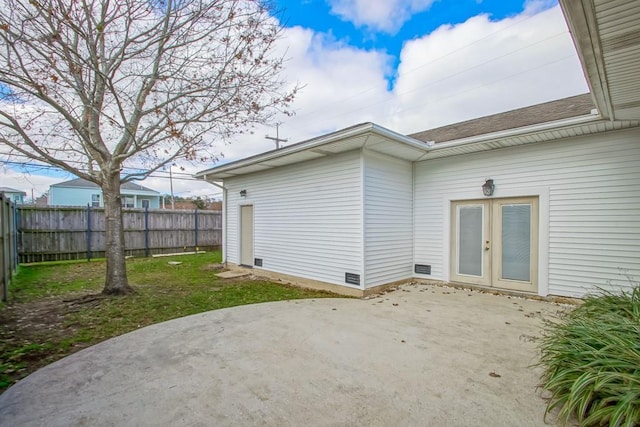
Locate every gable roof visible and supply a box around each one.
[51,178,159,194]
[409,94,595,143]
[0,187,26,195]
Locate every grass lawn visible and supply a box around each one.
[0,252,341,394]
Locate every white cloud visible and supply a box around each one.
[328,0,436,33]
[189,4,589,174]
[1,5,590,198]
[387,5,588,133]
[0,167,71,201]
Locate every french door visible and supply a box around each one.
[450,197,538,293]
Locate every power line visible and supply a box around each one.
[0,153,198,177]
[0,160,204,182]
[288,11,545,123]
[285,32,573,134]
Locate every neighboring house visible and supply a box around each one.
[34,193,48,206]
[196,0,640,298]
[49,178,161,209]
[0,187,26,204]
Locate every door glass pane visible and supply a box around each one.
[502,204,531,281]
[458,205,483,276]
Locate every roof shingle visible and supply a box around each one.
[409,93,595,143]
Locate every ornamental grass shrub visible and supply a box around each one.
[539,287,640,426]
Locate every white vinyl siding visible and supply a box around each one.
[225,150,362,288]
[414,127,640,298]
[363,151,413,288]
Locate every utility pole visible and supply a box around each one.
[265,123,287,149]
[169,166,175,210]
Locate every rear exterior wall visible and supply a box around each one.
[413,127,640,298]
[363,151,413,288]
[224,150,363,289]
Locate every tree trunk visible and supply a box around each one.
[102,173,134,295]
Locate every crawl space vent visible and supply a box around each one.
[254,258,263,267]
[345,273,360,286]
[414,264,431,275]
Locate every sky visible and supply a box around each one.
[0,0,589,201]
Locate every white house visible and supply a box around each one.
[196,0,640,298]
[49,178,161,209]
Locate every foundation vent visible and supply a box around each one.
[345,273,360,286]
[415,264,431,275]
[254,258,263,267]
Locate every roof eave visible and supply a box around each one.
[427,113,603,151]
[195,123,427,181]
[559,0,614,120]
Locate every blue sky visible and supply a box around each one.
[1,0,587,199]
[274,0,550,86]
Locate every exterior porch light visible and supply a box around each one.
[482,179,495,197]
[240,189,247,197]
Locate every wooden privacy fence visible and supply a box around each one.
[18,206,222,263]
[0,193,19,302]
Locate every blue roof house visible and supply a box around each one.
[0,187,27,204]
[49,178,161,209]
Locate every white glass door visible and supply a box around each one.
[450,201,491,286]
[491,198,538,292]
[451,197,538,292]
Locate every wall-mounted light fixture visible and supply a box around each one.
[482,179,495,197]
[240,189,247,197]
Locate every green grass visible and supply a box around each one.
[0,252,342,393]
[538,287,640,426]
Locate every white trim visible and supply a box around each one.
[238,202,254,266]
[359,149,366,290]
[196,123,427,178]
[428,114,601,151]
[441,186,550,296]
[411,162,416,278]
[222,186,227,264]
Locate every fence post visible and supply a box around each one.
[194,208,198,251]
[13,205,19,269]
[144,205,149,257]
[1,195,6,302]
[86,204,92,261]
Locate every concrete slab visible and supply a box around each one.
[0,284,570,426]
[215,270,251,279]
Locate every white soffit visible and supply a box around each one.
[423,118,640,160]
[195,124,431,180]
[560,0,640,120]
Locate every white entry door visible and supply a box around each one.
[451,197,538,293]
[240,205,254,266]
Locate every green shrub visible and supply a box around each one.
[538,287,640,426]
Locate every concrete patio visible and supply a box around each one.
[0,283,570,426]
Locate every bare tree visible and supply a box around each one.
[0,0,296,294]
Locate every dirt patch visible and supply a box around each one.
[201,263,224,271]
[0,293,101,392]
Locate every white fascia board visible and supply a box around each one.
[425,114,603,152]
[195,123,428,180]
[558,0,613,120]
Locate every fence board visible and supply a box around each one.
[0,193,19,301]
[18,206,221,263]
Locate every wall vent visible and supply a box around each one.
[345,273,360,286]
[254,258,263,267]
[414,264,431,275]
